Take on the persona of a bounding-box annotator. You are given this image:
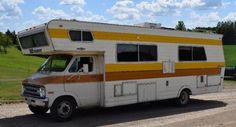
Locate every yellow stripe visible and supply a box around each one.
[48,28,68,38]
[47,28,222,46]
[106,63,163,72]
[93,31,222,45]
[176,62,225,69]
[106,62,225,72]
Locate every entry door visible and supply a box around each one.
[64,55,104,107]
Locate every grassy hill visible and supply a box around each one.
[0,47,45,103]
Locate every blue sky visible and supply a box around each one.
[0,0,236,32]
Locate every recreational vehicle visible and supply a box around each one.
[17,19,225,121]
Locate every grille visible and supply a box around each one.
[23,84,41,98]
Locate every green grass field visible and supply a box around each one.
[0,47,45,103]
[224,45,236,67]
[1,45,236,103]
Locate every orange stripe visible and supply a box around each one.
[23,68,221,85]
[65,74,103,83]
[23,74,103,86]
[105,68,221,81]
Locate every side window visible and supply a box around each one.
[117,44,138,62]
[69,30,93,42]
[139,45,157,61]
[69,30,81,41]
[82,31,93,41]
[69,57,94,73]
[193,47,207,61]
[179,46,192,61]
[179,46,207,61]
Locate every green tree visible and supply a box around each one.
[216,21,236,45]
[0,32,12,54]
[175,21,186,31]
[5,29,18,45]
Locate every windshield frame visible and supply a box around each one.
[37,55,73,73]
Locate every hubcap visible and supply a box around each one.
[57,101,71,118]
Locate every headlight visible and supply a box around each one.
[21,85,25,95]
[39,87,46,98]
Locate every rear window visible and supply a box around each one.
[19,32,48,49]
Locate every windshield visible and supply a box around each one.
[38,55,72,72]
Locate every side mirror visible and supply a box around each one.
[82,64,89,73]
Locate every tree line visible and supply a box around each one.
[0,30,17,54]
[176,21,236,45]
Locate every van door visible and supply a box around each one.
[64,55,104,107]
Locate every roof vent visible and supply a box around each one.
[135,22,161,29]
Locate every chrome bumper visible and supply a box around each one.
[24,97,49,107]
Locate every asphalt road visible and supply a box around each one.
[1,85,236,127]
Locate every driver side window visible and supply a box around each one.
[69,57,94,73]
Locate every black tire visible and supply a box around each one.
[29,105,48,115]
[175,90,190,106]
[50,97,76,121]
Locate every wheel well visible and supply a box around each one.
[182,88,192,95]
[53,95,78,107]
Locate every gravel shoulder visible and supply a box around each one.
[1,84,236,127]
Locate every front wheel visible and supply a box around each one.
[175,90,190,106]
[50,97,76,121]
[29,105,48,115]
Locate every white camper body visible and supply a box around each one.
[17,19,225,120]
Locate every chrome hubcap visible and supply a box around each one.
[57,101,71,118]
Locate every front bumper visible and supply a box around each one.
[24,97,49,107]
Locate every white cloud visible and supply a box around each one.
[224,12,236,21]
[80,11,106,22]
[107,0,140,21]
[32,6,69,21]
[187,12,220,28]
[222,1,230,7]
[198,0,223,9]
[136,0,223,16]
[180,0,205,8]
[60,0,86,14]
[0,0,24,20]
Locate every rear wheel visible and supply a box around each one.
[50,97,76,121]
[175,90,190,106]
[29,105,48,115]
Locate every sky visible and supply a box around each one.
[0,0,236,32]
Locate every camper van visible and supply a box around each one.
[17,19,225,121]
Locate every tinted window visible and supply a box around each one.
[193,47,207,61]
[69,30,81,41]
[117,44,138,62]
[179,46,192,61]
[69,57,94,73]
[139,45,157,61]
[83,31,93,41]
[19,32,48,49]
